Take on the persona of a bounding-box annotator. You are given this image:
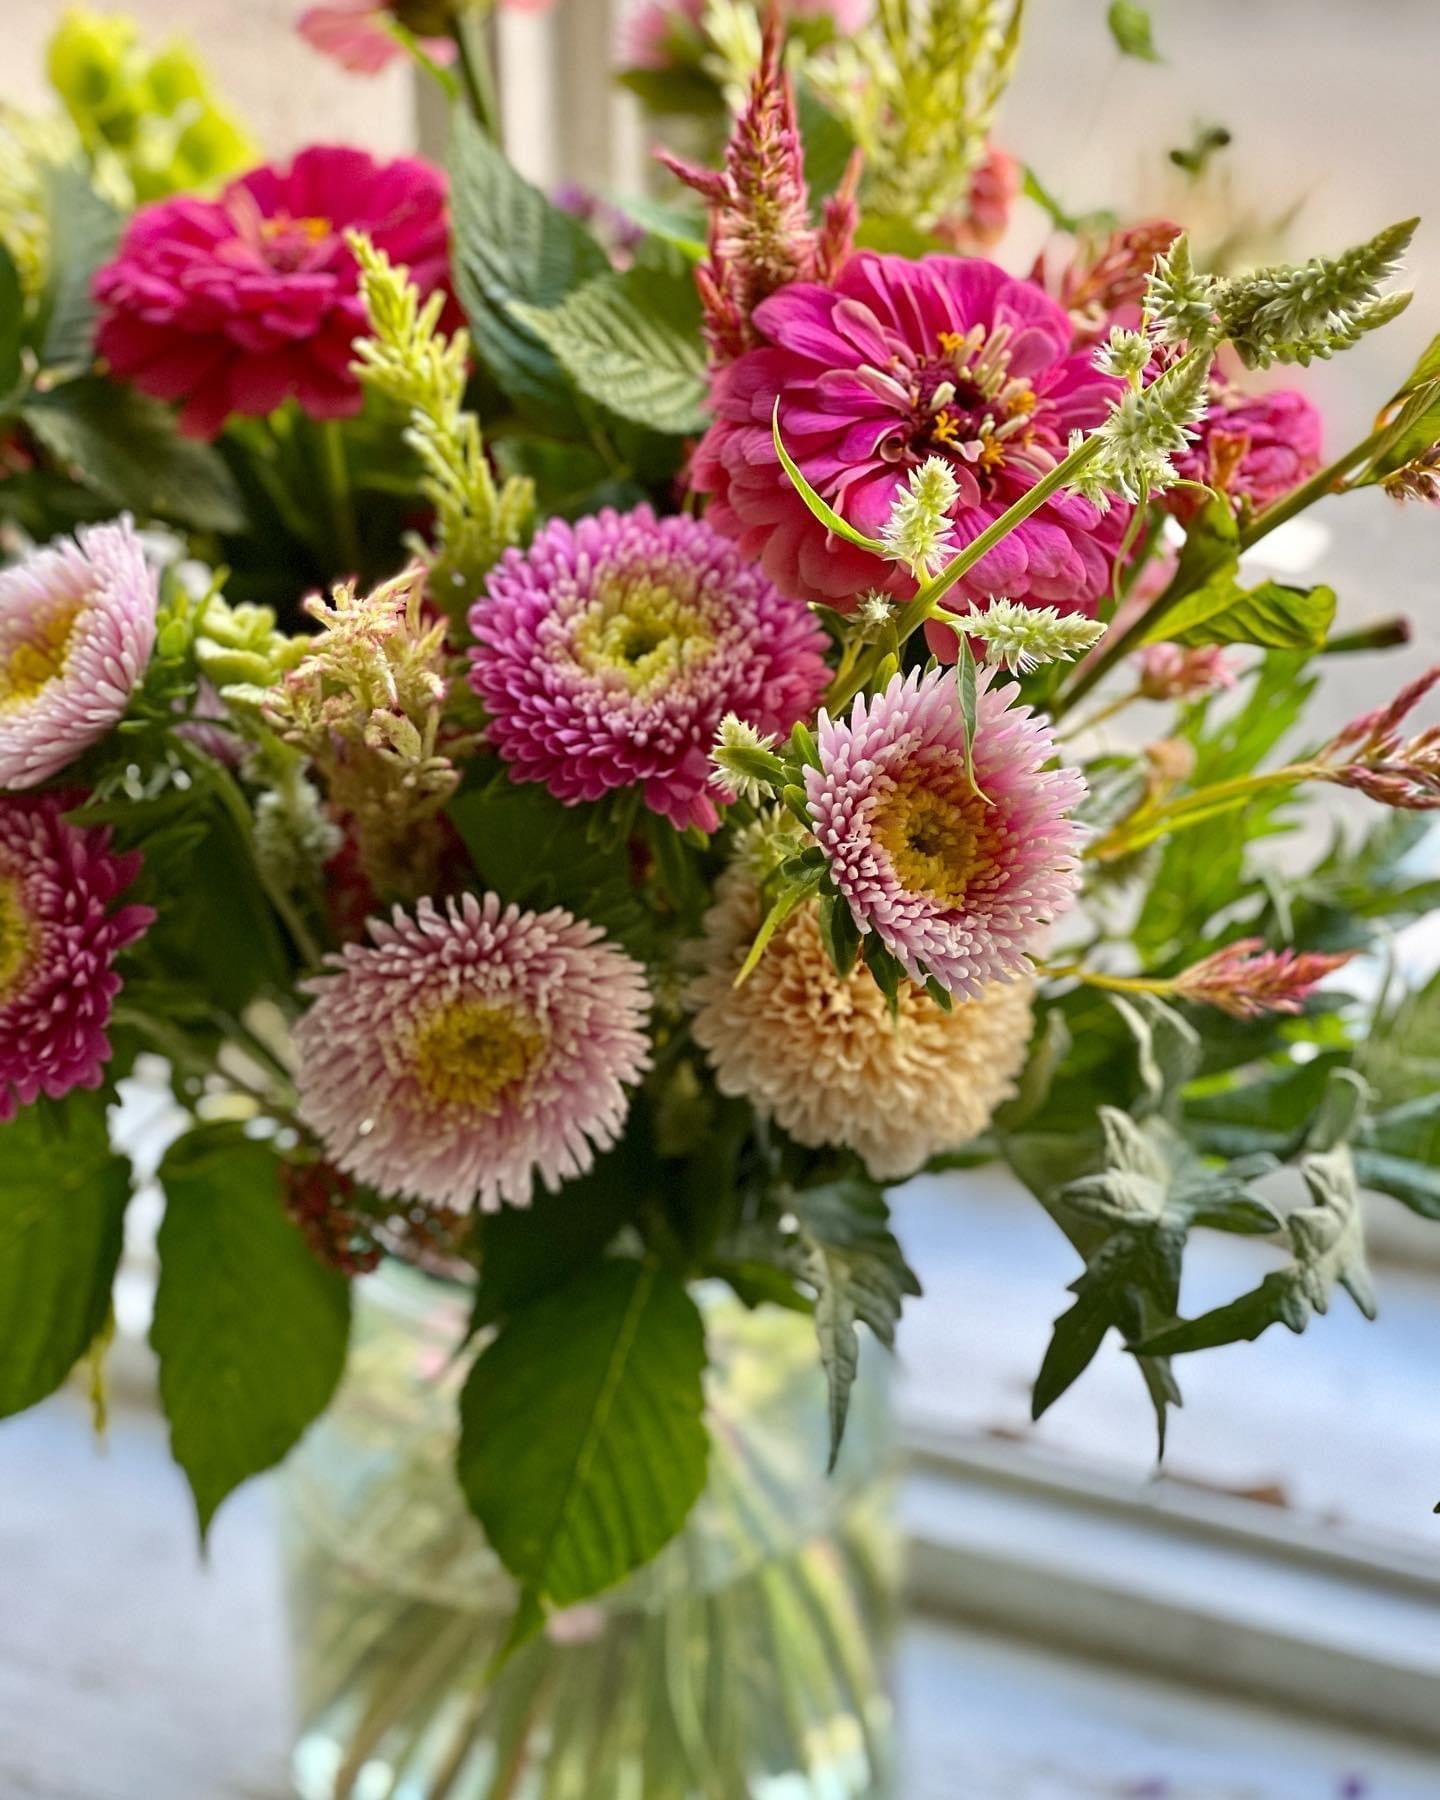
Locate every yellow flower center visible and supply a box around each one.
[872,767,994,909]
[0,876,36,1002]
[409,996,545,1115]
[0,603,80,710]
[572,574,713,693]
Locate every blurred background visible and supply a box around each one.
[2,2,1438,1796]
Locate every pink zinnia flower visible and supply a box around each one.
[297,1,455,74]
[0,793,154,1120]
[468,507,830,834]
[693,251,1131,613]
[804,666,1086,997]
[94,145,454,439]
[294,892,652,1212]
[1172,382,1323,522]
[0,520,158,791]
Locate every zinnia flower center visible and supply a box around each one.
[892,323,1041,482]
[0,603,80,710]
[0,875,36,1002]
[572,573,714,692]
[408,997,546,1115]
[872,766,998,909]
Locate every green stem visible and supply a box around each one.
[1041,964,1179,999]
[205,759,326,969]
[1056,417,1402,717]
[824,435,1107,715]
[1055,687,1143,741]
[318,419,362,576]
[1087,764,1315,861]
[451,15,501,139]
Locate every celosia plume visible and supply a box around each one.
[1314,665,1440,810]
[1173,938,1352,1020]
[295,892,651,1212]
[0,793,154,1118]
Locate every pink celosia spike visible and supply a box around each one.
[1173,938,1353,1020]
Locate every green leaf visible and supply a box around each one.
[794,77,857,207]
[23,377,246,533]
[772,400,887,555]
[511,265,709,435]
[786,1176,921,1469]
[0,239,24,407]
[736,863,826,984]
[607,193,706,262]
[1107,1,1161,61]
[0,1096,131,1418]
[458,1259,708,1611]
[152,1129,350,1537]
[1354,1093,1440,1220]
[1148,570,1336,651]
[817,891,862,980]
[954,633,989,803]
[1109,991,1201,1118]
[470,1136,654,1330]
[449,112,610,416]
[1140,1073,1377,1356]
[38,163,122,371]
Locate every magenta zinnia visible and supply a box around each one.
[0,520,158,790]
[1171,381,1323,521]
[804,667,1086,997]
[693,250,1131,611]
[94,145,453,439]
[294,892,652,1212]
[0,793,154,1120]
[468,506,830,832]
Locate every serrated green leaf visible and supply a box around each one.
[786,1176,920,1469]
[1107,1,1161,61]
[0,1097,131,1418]
[23,377,246,533]
[152,1129,350,1537]
[449,112,610,416]
[511,266,709,435]
[1148,569,1336,651]
[38,163,122,371]
[1109,991,1201,1118]
[458,1259,708,1609]
[607,193,706,262]
[470,1136,653,1330]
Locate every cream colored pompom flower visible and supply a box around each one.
[687,865,1034,1181]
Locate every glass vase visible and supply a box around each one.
[276,1257,901,1800]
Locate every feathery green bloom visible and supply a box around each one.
[881,456,960,579]
[710,715,786,807]
[951,599,1108,674]
[1093,327,1153,384]
[350,234,534,623]
[1073,347,1211,506]
[1144,234,1218,347]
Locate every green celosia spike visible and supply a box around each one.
[1215,218,1416,370]
[348,232,534,622]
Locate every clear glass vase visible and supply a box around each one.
[276,1257,901,1800]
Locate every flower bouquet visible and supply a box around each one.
[2,2,1439,1794]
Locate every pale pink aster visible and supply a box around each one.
[0,520,158,790]
[804,666,1086,997]
[294,892,652,1213]
[468,507,830,833]
[1138,641,1236,701]
[693,251,1131,612]
[0,793,154,1120]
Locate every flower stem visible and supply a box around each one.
[1055,418,1402,717]
[450,15,501,139]
[824,434,1107,714]
[1041,964,1178,998]
[1086,765,1314,861]
[318,419,361,577]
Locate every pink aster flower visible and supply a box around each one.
[94,145,454,439]
[693,251,1132,613]
[0,793,154,1120]
[294,892,652,1213]
[804,666,1086,997]
[0,519,158,791]
[1171,381,1323,522]
[468,507,830,833]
